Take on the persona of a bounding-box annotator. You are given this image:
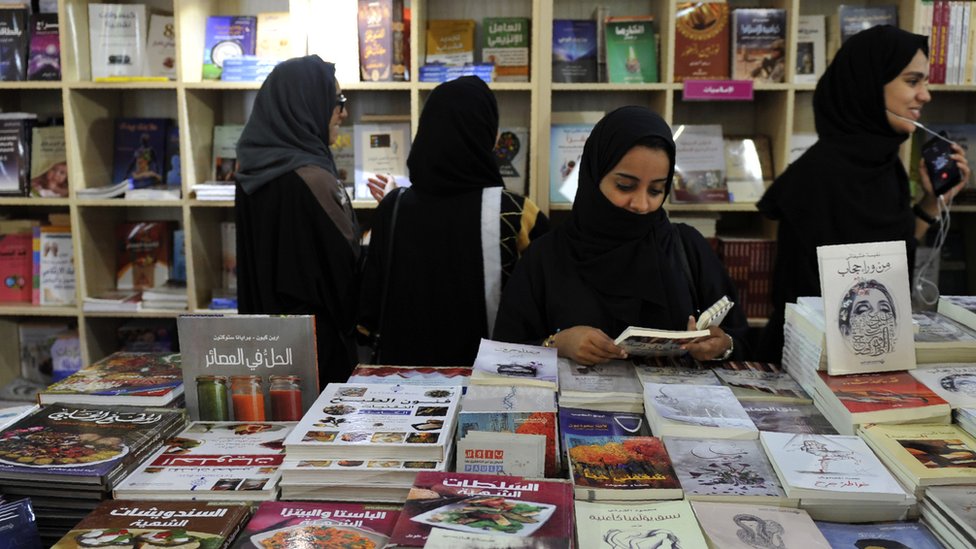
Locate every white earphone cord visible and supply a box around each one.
[915,194,952,306]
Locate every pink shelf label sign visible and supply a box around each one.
[683,80,754,101]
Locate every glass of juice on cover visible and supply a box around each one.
[230,375,266,421]
[269,374,303,421]
[196,375,229,421]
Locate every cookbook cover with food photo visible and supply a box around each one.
[230,501,401,548]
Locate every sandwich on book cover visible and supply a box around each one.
[817,240,916,375]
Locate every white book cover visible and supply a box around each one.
[939,295,976,332]
[456,431,546,477]
[306,0,359,83]
[549,112,602,204]
[644,383,757,432]
[816,241,916,375]
[759,431,906,500]
[614,326,710,358]
[279,455,447,484]
[461,384,556,413]
[795,15,826,84]
[664,438,786,500]
[88,3,148,79]
[713,369,810,402]
[114,421,294,500]
[256,12,300,61]
[38,229,75,306]
[145,13,175,79]
[283,383,461,460]
[926,486,976,539]
[633,365,722,387]
[353,122,411,202]
[471,338,558,389]
[911,364,976,408]
[557,358,641,397]
[690,501,831,548]
[913,311,976,349]
[573,500,708,548]
[671,124,728,203]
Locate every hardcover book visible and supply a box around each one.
[671,124,728,203]
[279,456,447,486]
[112,117,170,188]
[605,16,658,83]
[665,438,788,502]
[177,315,320,422]
[357,0,407,82]
[202,15,256,80]
[29,125,67,197]
[567,435,682,501]
[738,400,837,435]
[674,2,730,82]
[730,8,786,83]
[494,126,529,195]
[0,6,28,80]
[116,221,173,290]
[38,351,182,407]
[471,338,558,390]
[352,121,411,201]
[815,520,942,549]
[643,383,758,440]
[691,501,831,548]
[230,501,401,549]
[0,403,185,488]
[51,500,250,549]
[759,431,907,502]
[482,17,529,82]
[574,499,708,548]
[795,15,826,84]
[145,13,175,79]
[817,241,916,375]
[114,421,295,501]
[552,19,597,82]
[911,364,976,409]
[283,383,461,461]
[388,472,574,546]
[88,3,148,80]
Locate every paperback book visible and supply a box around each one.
[177,315,319,422]
[27,12,60,80]
[352,121,411,201]
[913,311,976,363]
[859,423,976,490]
[230,501,401,549]
[557,358,643,412]
[671,124,728,203]
[738,400,837,435]
[573,499,708,548]
[552,19,597,82]
[713,363,811,403]
[605,16,658,83]
[643,383,758,439]
[664,438,788,503]
[795,15,826,84]
[112,118,170,188]
[0,6,27,80]
[51,500,250,549]
[911,364,976,409]
[114,421,295,501]
[202,15,256,80]
[938,295,976,332]
[34,225,74,306]
[279,456,447,486]
[29,125,67,198]
[283,383,461,461]
[494,126,529,195]
[549,111,602,203]
[691,501,831,548]
[346,364,471,387]
[633,364,721,387]
[212,124,245,182]
[0,499,40,548]
[470,338,558,390]
[730,8,786,83]
[614,326,710,358]
[0,232,30,302]
[558,407,651,455]
[145,13,175,79]
[456,431,546,478]
[815,370,950,432]
[88,3,148,80]
[425,19,475,65]
[38,351,183,406]
[817,241,916,375]
[481,17,529,82]
[388,472,574,546]
[116,221,173,290]
[567,435,682,501]
[815,520,942,549]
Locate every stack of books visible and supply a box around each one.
[957,407,976,437]
[37,352,183,407]
[920,486,976,549]
[633,362,722,388]
[557,407,651,464]
[574,499,708,547]
[191,183,236,201]
[556,358,643,412]
[713,362,812,403]
[566,435,682,502]
[279,383,460,502]
[346,364,471,387]
[140,281,188,311]
[692,501,832,548]
[643,383,758,440]
[911,364,976,409]
[114,421,295,501]
[912,311,976,363]
[471,339,558,390]
[233,501,401,549]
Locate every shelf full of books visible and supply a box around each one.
[2,0,976,374]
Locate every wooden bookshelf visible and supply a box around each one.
[0,0,973,369]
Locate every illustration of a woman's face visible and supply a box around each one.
[851,288,893,318]
[842,283,897,356]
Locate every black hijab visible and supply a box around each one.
[560,106,691,328]
[758,25,927,246]
[236,55,339,194]
[407,76,505,194]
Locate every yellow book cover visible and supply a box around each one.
[426,19,475,65]
[860,423,976,486]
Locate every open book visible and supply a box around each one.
[614,296,733,357]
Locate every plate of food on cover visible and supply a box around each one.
[410,496,556,537]
[0,428,128,467]
[249,520,388,549]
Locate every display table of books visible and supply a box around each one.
[3,298,976,547]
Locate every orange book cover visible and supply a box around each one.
[674,2,730,82]
[819,371,948,415]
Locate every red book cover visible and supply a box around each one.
[230,501,401,548]
[674,2,730,81]
[818,371,949,415]
[116,221,173,290]
[0,232,32,302]
[388,472,574,546]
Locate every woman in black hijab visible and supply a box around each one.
[235,55,360,386]
[358,76,548,366]
[756,26,970,363]
[493,106,747,365]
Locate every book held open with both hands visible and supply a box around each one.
[614,296,734,357]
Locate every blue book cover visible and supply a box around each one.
[552,20,597,82]
[112,118,170,188]
[0,7,28,81]
[0,499,41,549]
[815,521,943,549]
[171,228,186,282]
[164,123,180,186]
[558,407,650,454]
[202,15,257,80]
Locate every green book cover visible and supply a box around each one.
[605,16,658,83]
[481,17,530,82]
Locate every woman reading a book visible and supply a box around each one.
[358,76,548,366]
[235,56,360,386]
[493,106,748,365]
[756,25,971,363]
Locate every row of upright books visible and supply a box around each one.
[0,3,59,81]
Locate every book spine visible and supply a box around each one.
[31,225,40,305]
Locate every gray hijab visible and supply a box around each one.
[236,55,339,194]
